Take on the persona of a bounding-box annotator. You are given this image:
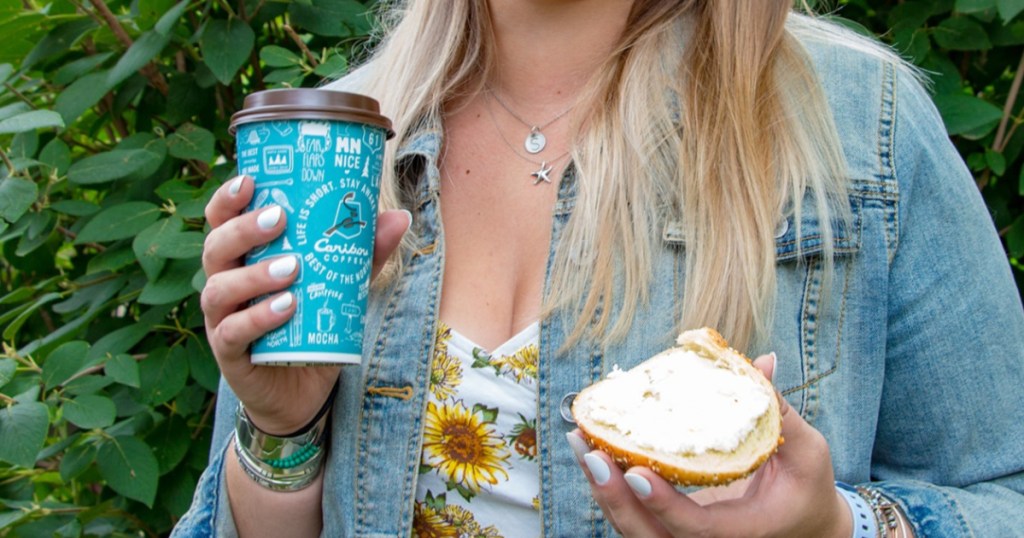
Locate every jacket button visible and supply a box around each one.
[559,392,579,423]
[774,218,790,239]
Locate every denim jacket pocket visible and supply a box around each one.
[771,194,865,419]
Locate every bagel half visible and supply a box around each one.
[571,327,782,487]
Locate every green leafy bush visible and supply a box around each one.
[0,0,375,534]
[0,0,1021,535]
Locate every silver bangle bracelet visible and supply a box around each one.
[232,393,334,491]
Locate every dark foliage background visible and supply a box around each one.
[0,0,1020,535]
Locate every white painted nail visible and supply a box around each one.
[270,292,293,313]
[268,256,297,279]
[769,351,778,384]
[228,175,245,195]
[257,206,282,230]
[566,432,589,463]
[399,209,413,232]
[583,453,611,485]
[624,473,652,498]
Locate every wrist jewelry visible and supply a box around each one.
[835,481,880,538]
[856,485,914,538]
[233,384,337,491]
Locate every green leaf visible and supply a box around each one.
[932,93,1003,138]
[260,45,301,67]
[75,202,162,243]
[21,17,97,71]
[0,358,15,389]
[998,0,1024,21]
[96,435,159,507]
[471,403,499,424]
[139,257,202,305]
[155,0,190,35]
[53,52,114,86]
[957,0,997,12]
[39,138,71,175]
[934,16,994,50]
[985,148,1006,175]
[0,110,64,134]
[167,123,215,162]
[0,178,38,223]
[185,336,220,392]
[147,414,190,474]
[0,101,29,122]
[63,394,116,429]
[136,346,189,405]
[313,52,348,78]
[159,468,198,517]
[42,340,91,390]
[106,30,172,89]
[289,0,371,37]
[0,402,49,468]
[200,18,255,85]
[263,66,304,85]
[67,148,164,185]
[54,71,109,125]
[60,442,97,482]
[65,374,113,396]
[105,354,140,388]
[3,292,60,341]
[153,231,204,259]
[134,216,180,279]
[50,200,99,217]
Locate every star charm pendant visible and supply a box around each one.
[532,161,553,184]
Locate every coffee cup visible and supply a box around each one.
[231,89,393,365]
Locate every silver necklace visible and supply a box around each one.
[485,96,569,185]
[488,87,574,155]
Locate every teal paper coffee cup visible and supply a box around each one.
[231,89,392,365]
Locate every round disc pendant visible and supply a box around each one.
[524,130,546,154]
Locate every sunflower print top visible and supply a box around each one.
[413,321,541,538]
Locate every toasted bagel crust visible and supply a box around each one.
[571,327,783,487]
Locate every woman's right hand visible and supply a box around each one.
[200,175,411,435]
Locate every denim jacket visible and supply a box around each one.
[175,31,1024,537]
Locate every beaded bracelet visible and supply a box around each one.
[856,485,913,538]
[233,384,338,491]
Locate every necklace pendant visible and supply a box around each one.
[532,161,553,184]
[524,127,546,154]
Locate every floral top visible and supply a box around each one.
[413,321,541,538]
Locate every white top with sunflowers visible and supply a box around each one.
[413,321,541,537]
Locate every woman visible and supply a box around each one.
[176,0,1024,536]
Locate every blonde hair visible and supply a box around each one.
[352,0,889,351]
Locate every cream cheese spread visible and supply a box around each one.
[587,350,771,454]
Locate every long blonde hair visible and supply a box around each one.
[353,0,879,351]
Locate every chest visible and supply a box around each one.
[436,101,569,347]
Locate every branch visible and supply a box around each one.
[87,0,169,96]
[978,49,1024,191]
[284,25,318,67]
[993,49,1024,152]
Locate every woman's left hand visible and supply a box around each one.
[568,355,853,537]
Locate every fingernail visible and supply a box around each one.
[268,256,297,279]
[583,453,610,485]
[399,209,413,232]
[257,206,282,230]
[769,352,778,384]
[270,292,293,313]
[566,432,589,463]
[228,175,245,195]
[624,473,652,498]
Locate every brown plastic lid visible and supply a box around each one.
[230,88,394,138]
